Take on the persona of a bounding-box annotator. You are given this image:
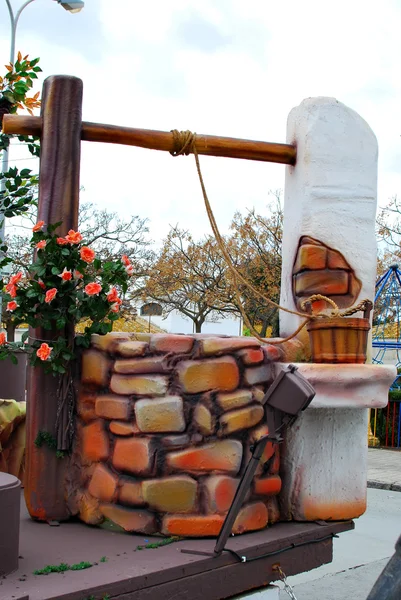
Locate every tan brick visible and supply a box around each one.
[142,476,197,513]
[327,249,350,270]
[204,476,239,514]
[177,357,240,394]
[91,332,131,353]
[150,334,194,354]
[254,475,282,496]
[95,395,131,420]
[114,341,148,358]
[109,421,137,436]
[100,503,157,534]
[193,403,214,436]
[220,405,264,434]
[262,345,283,362]
[166,440,243,475]
[232,501,268,534]
[252,387,266,403]
[243,364,272,386]
[119,480,144,506]
[161,514,224,537]
[81,420,109,462]
[113,437,154,475]
[135,396,186,433]
[294,269,349,296]
[78,491,103,525]
[294,244,327,273]
[81,349,110,387]
[217,389,253,411]
[110,374,168,396]
[267,338,305,362]
[200,337,260,356]
[88,463,118,502]
[237,347,264,365]
[114,356,167,374]
[162,434,191,448]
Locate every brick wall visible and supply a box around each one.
[68,333,284,537]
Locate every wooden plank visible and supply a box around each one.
[2,114,296,165]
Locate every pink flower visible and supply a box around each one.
[36,240,47,250]
[73,269,83,280]
[36,343,51,361]
[32,220,45,232]
[84,282,102,296]
[65,230,83,244]
[57,237,69,246]
[58,268,72,282]
[45,288,57,303]
[7,301,17,311]
[0,332,6,345]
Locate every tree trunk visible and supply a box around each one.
[195,320,203,333]
[6,321,16,342]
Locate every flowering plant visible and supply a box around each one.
[0,220,132,375]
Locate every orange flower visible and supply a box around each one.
[0,332,6,345]
[58,268,72,282]
[5,283,17,297]
[73,269,83,280]
[32,220,45,232]
[36,343,51,361]
[65,230,83,244]
[10,272,22,285]
[6,301,17,311]
[80,246,95,263]
[107,287,119,302]
[121,254,130,266]
[36,240,47,250]
[45,288,57,303]
[84,282,102,296]
[57,237,69,246]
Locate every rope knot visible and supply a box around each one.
[170,129,196,156]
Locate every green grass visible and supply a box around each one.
[136,536,182,551]
[33,561,92,575]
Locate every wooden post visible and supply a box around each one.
[24,76,83,522]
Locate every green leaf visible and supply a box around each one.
[51,267,60,275]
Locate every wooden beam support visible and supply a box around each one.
[3,114,296,165]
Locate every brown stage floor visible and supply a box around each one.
[1,496,353,600]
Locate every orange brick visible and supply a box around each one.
[78,491,103,525]
[81,350,110,387]
[114,341,148,357]
[232,502,268,534]
[95,395,131,420]
[113,437,154,475]
[81,420,109,462]
[254,475,282,496]
[270,338,304,362]
[161,514,224,537]
[237,347,264,365]
[203,476,239,513]
[177,357,240,394]
[109,421,137,436]
[150,334,194,354]
[193,403,214,436]
[114,356,167,374]
[88,463,118,502]
[166,440,243,475]
[220,405,264,435]
[327,249,349,270]
[294,270,349,296]
[100,503,157,534]
[135,396,185,433]
[294,244,327,273]
[266,496,281,523]
[91,332,131,352]
[270,448,280,474]
[77,399,97,423]
[243,365,272,386]
[119,479,144,506]
[110,374,168,396]
[142,476,197,513]
[200,337,260,356]
[262,345,283,362]
[217,389,253,411]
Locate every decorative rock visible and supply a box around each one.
[114,341,148,357]
[78,491,103,525]
[217,389,253,411]
[219,405,264,434]
[294,269,349,296]
[232,502,268,534]
[100,503,157,534]
[200,337,260,356]
[110,374,168,396]
[114,356,167,374]
[266,496,281,524]
[266,338,305,362]
[95,395,131,420]
[150,334,194,354]
[81,420,109,462]
[91,332,131,353]
[161,514,224,537]
[119,480,144,506]
[254,475,282,496]
[243,364,272,386]
[237,347,264,365]
[166,440,243,475]
[251,387,266,403]
[88,464,118,502]
[203,475,239,514]
[162,434,191,448]
[142,476,197,513]
[77,392,97,423]
[193,403,214,436]
[294,243,327,272]
[135,396,186,433]
[262,345,283,362]
[81,350,110,387]
[177,357,240,394]
[113,437,155,475]
[109,421,137,436]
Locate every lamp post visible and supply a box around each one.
[0,0,84,325]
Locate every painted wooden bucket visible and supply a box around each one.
[306,316,371,364]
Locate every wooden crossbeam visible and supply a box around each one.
[2,114,296,165]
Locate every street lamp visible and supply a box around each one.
[57,1,84,13]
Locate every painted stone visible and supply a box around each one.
[77,393,97,423]
[135,396,186,433]
[193,403,214,436]
[88,463,118,502]
[203,475,239,514]
[91,332,131,353]
[219,405,264,435]
[95,395,131,420]
[177,357,240,393]
[294,269,349,296]
[262,345,283,362]
[109,421,137,436]
[114,341,148,357]
[114,356,167,374]
[254,475,282,496]
[150,334,194,354]
[200,337,260,356]
[161,514,224,537]
[112,437,155,475]
[166,440,243,475]
[119,480,144,506]
[81,350,110,387]
[232,501,268,534]
[100,504,157,534]
[142,476,197,513]
[243,364,272,386]
[161,434,191,448]
[237,347,264,365]
[81,420,109,462]
[78,492,103,525]
[110,374,168,396]
[217,389,253,411]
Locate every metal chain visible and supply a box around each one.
[275,566,298,600]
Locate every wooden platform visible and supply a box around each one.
[0,497,353,600]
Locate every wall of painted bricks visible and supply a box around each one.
[68,332,286,537]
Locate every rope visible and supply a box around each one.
[169,129,372,345]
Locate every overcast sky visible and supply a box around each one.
[1,0,401,243]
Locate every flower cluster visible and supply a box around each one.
[0,221,132,374]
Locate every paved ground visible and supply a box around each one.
[367,447,401,491]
